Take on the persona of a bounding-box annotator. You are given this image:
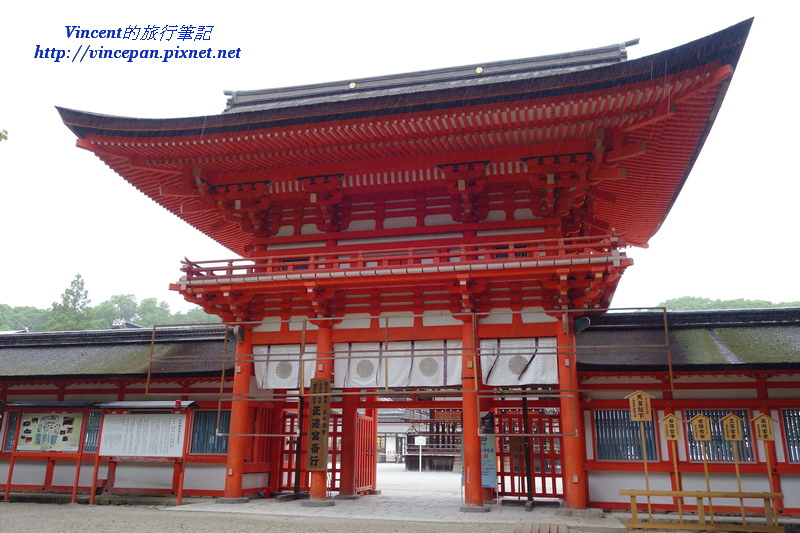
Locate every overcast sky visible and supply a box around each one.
[1,1,796,314]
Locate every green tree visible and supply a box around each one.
[0,304,48,331]
[43,274,96,331]
[136,298,173,326]
[0,129,7,141]
[93,294,140,326]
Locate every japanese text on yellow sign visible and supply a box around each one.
[721,414,743,441]
[753,414,775,441]
[662,414,682,441]
[689,414,712,441]
[306,378,331,471]
[627,391,653,422]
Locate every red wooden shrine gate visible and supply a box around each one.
[279,411,375,494]
[495,410,563,499]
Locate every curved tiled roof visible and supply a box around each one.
[57,19,752,253]
[577,307,800,369]
[0,326,233,380]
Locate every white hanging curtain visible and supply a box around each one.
[333,342,382,388]
[409,340,462,387]
[254,344,317,389]
[333,340,463,388]
[479,337,558,386]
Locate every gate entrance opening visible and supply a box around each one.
[276,393,564,503]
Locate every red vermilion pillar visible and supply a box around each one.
[557,314,588,508]
[309,322,334,502]
[336,389,359,499]
[223,326,253,500]
[460,315,489,512]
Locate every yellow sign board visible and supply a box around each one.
[306,378,331,471]
[626,390,654,422]
[752,413,775,442]
[721,413,743,442]
[662,414,682,441]
[689,414,712,441]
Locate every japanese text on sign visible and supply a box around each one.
[689,414,712,442]
[662,414,682,441]
[626,391,653,422]
[721,414,743,441]
[306,378,331,471]
[753,414,775,441]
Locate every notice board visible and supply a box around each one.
[99,414,186,457]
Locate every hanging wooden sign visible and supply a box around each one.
[721,413,744,442]
[661,414,682,441]
[752,413,775,441]
[689,414,712,441]
[306,378,331,471]
[625,390,654,422]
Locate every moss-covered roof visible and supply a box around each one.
[577,308,800,369]
[0,326,233,380]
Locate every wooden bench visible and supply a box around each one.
[619,489,784,532]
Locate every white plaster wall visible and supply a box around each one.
[243,472,269,490]
[339,232,462,247]
[3,460,46,484]
[681,473,771,507]
[266,240,325,250]
[479,308,514,325]
[588,471,673,505]
[485,210,506,222]
[780,475,800,508]
[520,308,558,323]
[51,463,108,486]
[255,316,282,332]
[299,224,324,235]
[334,313,372,329]
[424,214,455,226]
[584,411,594,461]
[384,216,416,229]
[114,463,174,489]
[275,225,294,237]
[673,387,757,400]
[183,464,226,490]
[343,219,377,232]
[476,227,544,237]
[380,314,414,328]
[768,388,800,399]
[514,208,535,220]
[289,315,318,331]
[422,313,461,327]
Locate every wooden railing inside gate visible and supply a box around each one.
[620,489,784,532]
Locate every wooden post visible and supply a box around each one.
[661,413,684,522]
[460,314,488,511]
[337,389,359,497]
[308,322,333,502]
[71,408,90,503]
[558,315,587,509]
[223,326,252,499]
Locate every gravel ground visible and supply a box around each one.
[0,502,513,533]
[0,465,514,533]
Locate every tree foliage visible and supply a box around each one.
[43,274,96,331]
[1,274,220,332]
[659,296,800,311]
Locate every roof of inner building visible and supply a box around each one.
[58,19,752,254]
[1,307,797,381]
[0,326,233,380]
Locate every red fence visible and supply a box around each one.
[495,410,564,499]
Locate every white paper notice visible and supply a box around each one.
[99,414,186,457]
